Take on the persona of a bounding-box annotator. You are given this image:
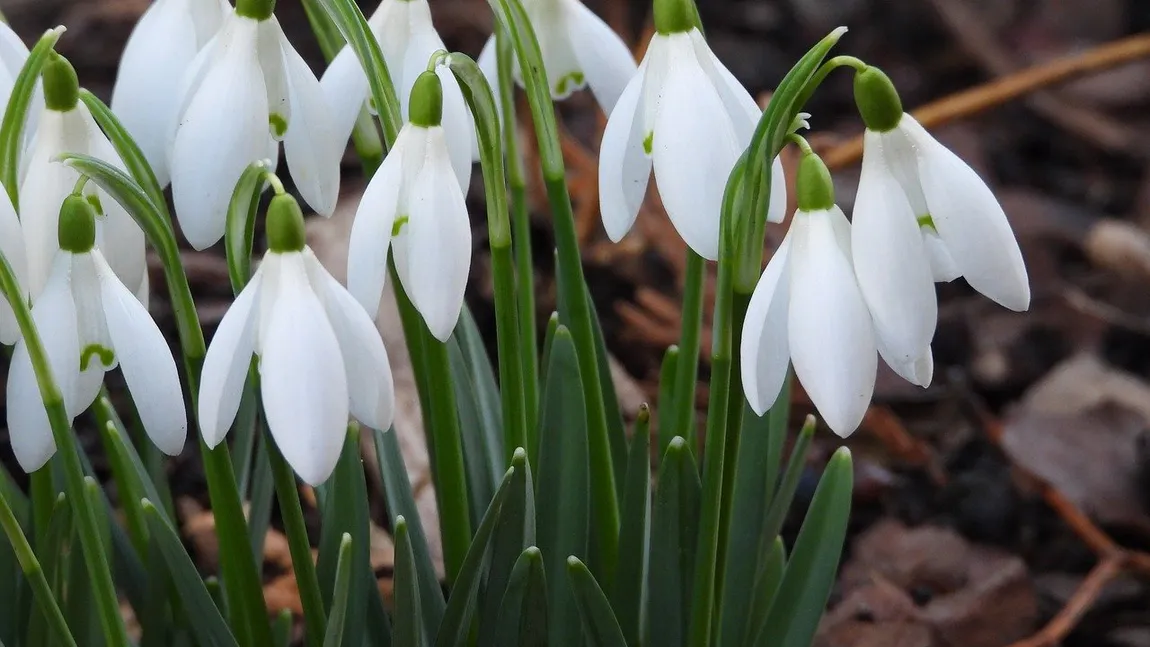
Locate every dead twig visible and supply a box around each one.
[1005,556,1124,647]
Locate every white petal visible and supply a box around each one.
[304,250,394,431]
[258,18,291,140]
[910,121,1030,311]
[598,62,648,243]
[7,341,57,472]
[259,254,349,486]
[740,233,792,416]
[651,38,741,260]
[170,17,268,250]
[198,269,262,447]
[319,44,370,151]
[477,34,499,98]
[787,209,877,437]
[528,2,584,100]
[851,132,937,364]
[346,128,409,317]
[404,127,470,341]
[111,0,200,187]
[878,340,933,388]
[83,106,147,293]
[438,66,474,193]
[766,156,788,224]
[95,251,187,455]
[690,29,758,142]
[0,188,26,344]
[70,254,113,414]
[279,30,341,217]
[20,110,83,298]
[0,22,38,153]
[878,123,929,216]
[565,0,636,114]
[922,228,960,282]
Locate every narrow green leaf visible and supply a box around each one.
[0,462,29,527]
[374,428,444,643]
[231,371,261,492]
[247,435,275,566]
[316,426,370,647]
[433,464,517,647]
[493,547,548,647]
[449,339,498,524]
[455,307,505,481]
[64,514,96,647]
[393,518,423,647]
[537,312,559,402]
[225,161,271,293]
[142,499,239,647]
[612,405,650,647]
[741,539,785,647]
[567,557,628,647]
[78,89,168,219]
[761,416,816,546]
[535,326,589,647]
[648,437,701,647]
[272,610,294,647]
[656,346,680,460]
[25,493,70,647]
[364,572,394,647]
[479,449,535,647]
[755,448,853,647]
[321,534,354,647]
[94,401,155,553]
[764,371,793,504]
[0,27,62,208]
[584,286,628,490]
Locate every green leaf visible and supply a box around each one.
[449,339,498,524]
[364,573,394,647]
[434,463,517,647]
[455,307,505,482]
[316,426,370,647]
[537,312,559,401]
[535,326,589,647]
[225,161,271,293]
[612,406,650,647]
[392,518,423,647]
[93,393,163,551]
[567,557,628,647]
[583,284,628,496]
[25,493,71,647]
[648,437,701,647]
[0,465,28,528]
[656,346,679,460]
[374,428,444,643]
[760,416,816,547]
[78,89,168,220]
[272,610,294,647]
[143,499,239,647]
[0,27,62,208]
[479,449,535,647]
[494,547,548,647]
[754,448,853,647]
[247,436,275,566]
[321,534,354,647]
[742,539,785,647]
[764,371,793,504]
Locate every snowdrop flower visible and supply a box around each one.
[477,0,636,115]
[598,0,787,261]
[347,72,470,343]
[850,66,1028,382]
[22,53,146,301]
[7,194,186,472]
[0,21,42,151]
[320,0,476,187]
[199,194,395,485]
[112,0,228,187]
[741,152,876,437]
[170,0,341,250]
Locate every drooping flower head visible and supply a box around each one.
[22,52,146,302]
[477,0,637,115]
[741,151,877,437]
[598,0,786,261]
[850,65,1029,382]
[199,194,395,485]
[8,193,186,472]
[112,0,228,187]
[169,0,342,250]
[321,0,477,184]
[347,70,471,343]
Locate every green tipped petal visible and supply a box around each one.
[43,51,78,112]
[796,152,835,213]
[854,66,903,133]
[58,193,96,253]
[408,70,443,127]
[266,193,306,253]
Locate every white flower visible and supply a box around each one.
[477,0,637,115]
[169,7,341,250]
[320,0,476,187]
[598,26,786,261]
[0,21,42,152]
[741,206,877,438]
[7,200,186,472]
[198,244,395,486]
[112,0,228,187]
[0,185,26,345]
[347,102,471,343]
[22,55,146,302]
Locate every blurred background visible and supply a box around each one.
[4,0,1150,645]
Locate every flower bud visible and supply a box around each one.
[408,71,443,128]
[796,152,834,212]
[43,51,79,112]
[853,66,903,133]
[266,193,306,253]
[236,0,276,20]
[654,0,700,34]
[58,193,96,253]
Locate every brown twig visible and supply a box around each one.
[823,32,1150,169]
[1006,556,1124,647]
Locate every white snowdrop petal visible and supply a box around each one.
[767,156,788,224]
[922,229,961,282]
[319,44,370,151]
[0,22,38,151]
[170,17,269,250]
[260,256,349,486]
[598,65,649,243]
[28,255,82,417]
[280,31,341,218]
[529,2,584,100]
[198,271,262,447]
[20,111,83,298]
[405,128,470,342]
[691,29,759,141]
[70,254,113,414]
[566,0,636,114]
[740,233,792,416]
[851,133,937,363]
[347,131,406,318]
[305,250,395,431]
[258,18,291,139]
[84,107,148,294]
[787,210,877,438]
[96,252,187,455]
[877,339,933,388]
[438,67,474,194]
[0,21,29,78]
[7,342,57,471]
[477,34,500,99]
[0,188,25,344]
[651,45,741,260]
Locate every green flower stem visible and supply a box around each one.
[488,0,620,582]
[670,249,705,449]
[0,250,128,646]
[0,482,76,647]
[497,26,540,437]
